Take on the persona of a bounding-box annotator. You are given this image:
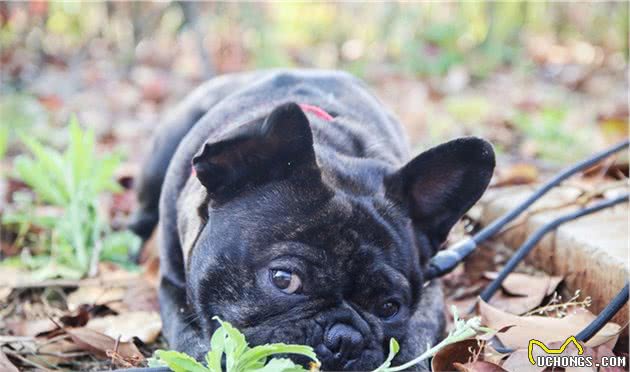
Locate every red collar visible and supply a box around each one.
[298,103,334,122]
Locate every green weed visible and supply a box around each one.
[149,317,319,372]
[1,117,139,279]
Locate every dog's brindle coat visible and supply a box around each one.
[131,70,495,371]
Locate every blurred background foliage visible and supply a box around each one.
[0,5,627,368]
[0,1,628,164]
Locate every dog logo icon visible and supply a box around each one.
[528,336,584,365]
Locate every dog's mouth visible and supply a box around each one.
[221,311,386,370]
[240,334,384,371]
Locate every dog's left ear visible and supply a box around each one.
[192,102,317,199]
[386,137,495,251]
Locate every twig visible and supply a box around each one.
[1,279,81,289]
[47,315,63,330]
[2,348,55,371]
[468,339,485,364]
[2,275,140,290]
[596,155,617,179]
[0,336,36,345]
[36,334,72,349]
[112,334,121,366]
[9,348,91,359]
[524,290,592,317]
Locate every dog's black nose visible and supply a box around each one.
[324,323,364,361]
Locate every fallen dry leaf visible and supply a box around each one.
[449,297,480,325]
[28,337,86,366]
[0,350,19,372]
[80,263,142,286]
[0,267,31,302]
[510,338,615,372]
[6,318,58,337]
[478,299,621,349]
[65,327,144,366]
[0,265,140,293]
[501,349,545,372]
[66,286,126,311]
[482,344,510,366]
[141,253,160,286]
[137,227,160,265]
[484,272,562,298]
[432,339,483,372]
[544,339,592,372]
[551,342,628,372]
[121,279,159,312]
[38,337,84,354]
[478,325,516,342]
[6,306,90,337]
[454,360,507,372]
[0,287,13,302]
[493,163,539,187]
[86,311,162,343]
[484,272,563,315]
[584,344,627,372]
[66,266,157,313]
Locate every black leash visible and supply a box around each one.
[576,283,629,343]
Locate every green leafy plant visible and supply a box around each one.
[152,308,494,372]
[1,117,139,279]
[149,317,319,372]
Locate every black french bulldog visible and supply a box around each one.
[130,70,495,371]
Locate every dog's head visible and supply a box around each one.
[186,103,494,370]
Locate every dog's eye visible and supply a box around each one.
[376,300,400,319]
[270,269,302,294]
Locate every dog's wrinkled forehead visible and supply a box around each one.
[228,182,353,241]
[213,179,411,253]
[189,177,418,282]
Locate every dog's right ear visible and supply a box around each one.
[192,102,318,199]
[385,137,495,255]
